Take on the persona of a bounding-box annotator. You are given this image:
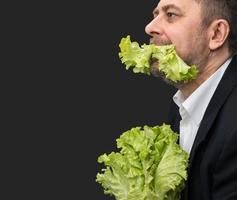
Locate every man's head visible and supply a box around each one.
[145,0,237,87]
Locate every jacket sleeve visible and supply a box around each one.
[212,130,237,200]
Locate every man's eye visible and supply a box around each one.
[167,12,177,18]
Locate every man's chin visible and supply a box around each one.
[150,61,187,89]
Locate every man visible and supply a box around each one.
[145,0,237,199]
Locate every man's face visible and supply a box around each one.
[145,0,210,84]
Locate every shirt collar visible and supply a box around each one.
[173,58,232,126]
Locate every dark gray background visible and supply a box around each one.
[79,1,176,199]
[27,0,177,199]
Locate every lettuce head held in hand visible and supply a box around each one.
[96,124,189,200]
[118,35,198,86]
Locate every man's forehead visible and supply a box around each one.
[158,0,192,5]
[155,0,198,12]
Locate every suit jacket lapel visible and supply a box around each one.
[189,55,237,169]
[167,100,181,133]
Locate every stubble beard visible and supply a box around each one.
[150,28,209,89]
[150,60,186,88]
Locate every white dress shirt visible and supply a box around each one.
[173,58,232,153]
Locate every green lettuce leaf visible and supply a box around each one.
[118,35,198,82]
[96,124,189,200]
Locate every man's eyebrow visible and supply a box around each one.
[153,4,182,16]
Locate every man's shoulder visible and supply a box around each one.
[225,84,237,105]
[216,84,237,130]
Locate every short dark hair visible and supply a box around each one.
[196,0,237,54]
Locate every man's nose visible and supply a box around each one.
[145,17,162,36]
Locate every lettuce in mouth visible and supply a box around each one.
[96,124,189,200]
[118,35,198,82]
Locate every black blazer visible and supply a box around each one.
[167,55,237,200]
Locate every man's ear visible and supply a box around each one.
[208,19,230,50]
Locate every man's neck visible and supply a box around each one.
[180,49,231,99]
